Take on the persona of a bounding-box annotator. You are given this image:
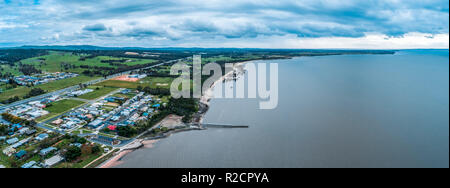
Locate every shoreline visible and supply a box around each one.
[96,61,248,168]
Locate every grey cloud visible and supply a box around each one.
[83,24,107,32]
[0,0,448,47]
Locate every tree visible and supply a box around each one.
[117,126,137,138]
[0,124,8,136]
[81,144,93,156]
[137,85,143,92]
[92,145,101,154]
[25,88,45,98]
[64,146,82,162]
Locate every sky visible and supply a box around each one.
[0,0,449,49]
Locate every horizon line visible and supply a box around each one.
[1,45,449,51]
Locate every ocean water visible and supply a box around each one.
[116,50,449,168]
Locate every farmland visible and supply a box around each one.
[20,51,157,74]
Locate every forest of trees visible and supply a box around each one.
[0,49,48,64]
[19,64,42,75]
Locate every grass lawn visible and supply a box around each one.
[0,75,99,102]
[85,149,120,168]
[36,99,86,122]
[0,153,11,168]
[112,93,136,99]
[54,153,103,168]
[78,86,118,100]
[72,129,93,135]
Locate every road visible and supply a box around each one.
[0,59,181,112]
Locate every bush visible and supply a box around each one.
[0,124,8,136]
[117,126,137,138]
[64,146,82,162]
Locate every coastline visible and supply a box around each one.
[96,61,248,168]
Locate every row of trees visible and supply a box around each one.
[137,86,171,96]
[24,88,45,98]
[1,113,36,126]
[2,96,20,104]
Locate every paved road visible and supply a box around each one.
[0,59,182,112]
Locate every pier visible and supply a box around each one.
[193,123,250,129]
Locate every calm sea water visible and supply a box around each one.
[117,50,449,168]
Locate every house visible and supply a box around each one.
[0,136,6,141]
[41,99,53,104]
[21,161,37,169]
[88,119,103,129]
[6,137,19,145]
[25,129,37,135]
[61,121,78,129]
[18,127,30,135]
[35,133,49,141]
[11,138,31,149]
[15,150,27,158]
[44,155,64,168]
[2,147,16,156]
[111,116,120,121]
[26,110,49,119]
[48,95,60,101]
[140,106,149,112]
[90,110,100,116]
[40,147,57,156]
[107,125,117,131]
[52,119,63,125]
[11,124,23,130]
[121,89,131,94]
[70,143,82,148]
[85,114,93,120]
[92,135,118,145]
[105,97,116,102]
[121,110,130,116]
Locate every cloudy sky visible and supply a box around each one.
[0,0,448,49]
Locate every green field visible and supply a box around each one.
[21,51,157,74]
[0,75,99,102]
[78,86,118,100]
[0,64,22,76]
[95,77,174,89]
[36,99,86,122]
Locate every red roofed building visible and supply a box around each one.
[107,125,117,131]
